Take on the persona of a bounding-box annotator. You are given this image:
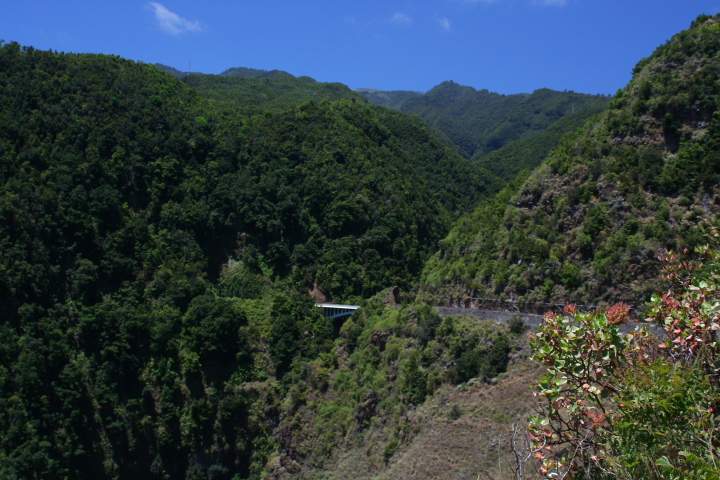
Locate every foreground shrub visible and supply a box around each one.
[608,360,718,479]
[528,247,720,479]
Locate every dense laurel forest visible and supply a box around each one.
[360,81,609,159]
[164,69,604,188]
[421,15,720,307]
[0,42,504,479]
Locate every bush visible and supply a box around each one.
[383,437,399,464]
[400,351,427,405]
[454,330,510,383]
[528,247,720,479]
[509,315,527,334]
[448,404,463,420]
[559,261,582,289]
[607,360,719,479]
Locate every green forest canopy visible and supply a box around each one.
[0,42,500,478]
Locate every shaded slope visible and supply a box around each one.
[474,103,607,183]
[215,100,497,299]
[420,15,720,306]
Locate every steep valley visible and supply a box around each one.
[3,12,720,480]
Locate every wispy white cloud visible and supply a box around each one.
[438,17,452,31]
[148,2,203,35]
[389,12,413,26]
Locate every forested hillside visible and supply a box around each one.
[0,42,497,478]
[165,68,605,190]
[153,65,360,114]
[360,81,608,159]
[181,71,359,114]
[421,14,720,307]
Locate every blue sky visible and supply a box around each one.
[2,1,718,94]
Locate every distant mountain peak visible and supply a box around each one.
[360,79,607,158]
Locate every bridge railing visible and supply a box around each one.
[315,303,360,320]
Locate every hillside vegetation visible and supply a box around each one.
[182,71,360,114]
[156,64,361,114]
[473,105,606,183]
[0,42,497,479]
[421,15,720,307]
[264,295,522,479]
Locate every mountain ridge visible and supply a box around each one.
[360,80,609,158]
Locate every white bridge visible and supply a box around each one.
[315,303,360,320]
